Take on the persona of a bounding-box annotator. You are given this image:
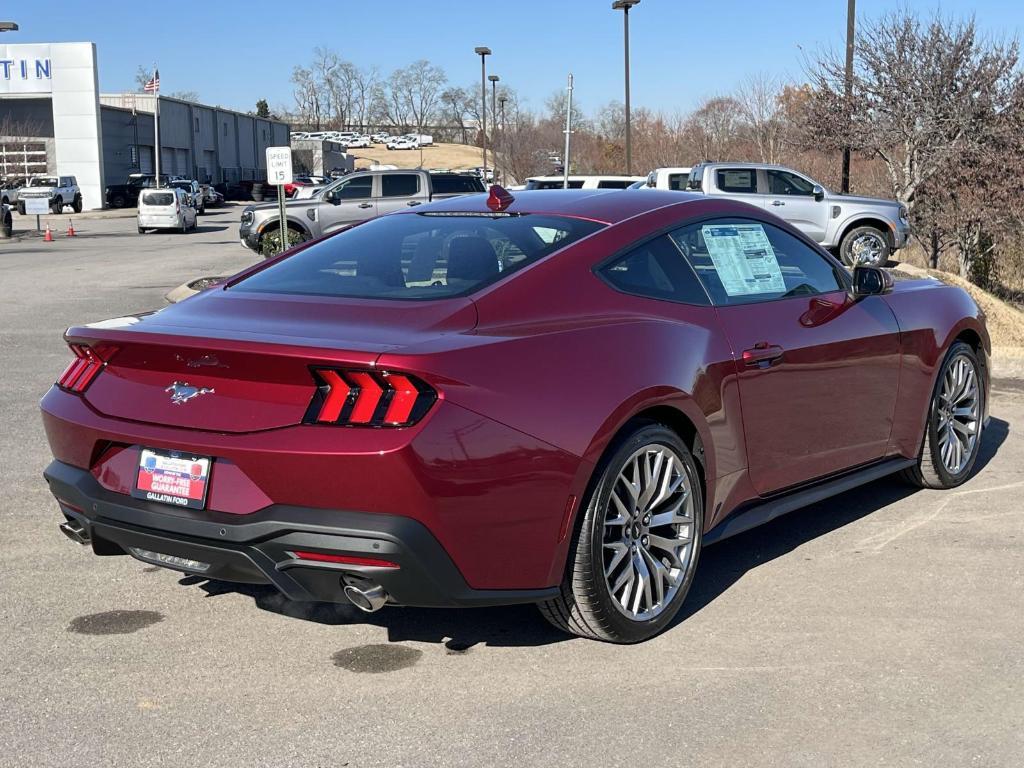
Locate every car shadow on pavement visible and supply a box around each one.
[672,415,1009,629]
[180,418,1008,649]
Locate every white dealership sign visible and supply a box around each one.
[0,43,53,94]
[0,43,105,212]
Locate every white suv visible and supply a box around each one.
[17,175,82,214]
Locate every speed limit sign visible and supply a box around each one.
[265,147,293,185]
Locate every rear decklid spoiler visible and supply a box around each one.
[63,290,477,433]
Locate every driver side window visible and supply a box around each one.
[671,219,844,306]
[332,176,373,201]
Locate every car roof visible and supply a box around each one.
[404,188,705,225]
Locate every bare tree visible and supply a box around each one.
[805,11,1022,215]
[687,96,743,161]
[734,74,787,163]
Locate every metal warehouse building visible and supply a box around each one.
[0,41,289,209]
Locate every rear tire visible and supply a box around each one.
[72,195,83,213]
[539,423,703,643]
[902,341,984,489]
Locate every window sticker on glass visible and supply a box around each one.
[701,224,785,296]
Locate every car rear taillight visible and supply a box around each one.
[56,343,116,393]
[304,368,437,427]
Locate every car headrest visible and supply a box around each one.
[446,237,499,282]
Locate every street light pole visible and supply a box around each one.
[488,74,499,184]
[474,47,491,181]
[612,0,639,175]
[498,96,507,185]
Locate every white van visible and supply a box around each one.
[523,175,645,190]
[137,187,197,234]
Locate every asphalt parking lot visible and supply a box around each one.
[1,211,1022,767]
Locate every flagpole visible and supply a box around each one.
[152,65,161,187]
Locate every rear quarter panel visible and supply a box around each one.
[884,279,991,457]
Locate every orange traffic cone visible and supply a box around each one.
[43,225,54,242]
[66,219,76,237]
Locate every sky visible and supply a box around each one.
[3,0,1023,116]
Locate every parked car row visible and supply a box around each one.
[290,130,434,149]
[514,162,909,267]
[105,173,223,210]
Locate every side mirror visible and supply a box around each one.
[851,266,894,297]
[812,184,825,202]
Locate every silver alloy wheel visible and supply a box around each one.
[850,232,885,265]
[602,445,695,621]
[936,354,981,474]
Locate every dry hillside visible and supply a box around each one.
[348,143,485,171]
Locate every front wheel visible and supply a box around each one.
[840,225,890,267]
[540,423,703,643]
[902,341,984,489]
[51,196,63,215]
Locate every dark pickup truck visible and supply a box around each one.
[104,174,171,208]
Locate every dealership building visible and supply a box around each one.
[0,42,290,209]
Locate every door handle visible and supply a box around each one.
[771,200,785,207]
[406,200,421,207]
[742,343,785,368]
[358,202,373,209]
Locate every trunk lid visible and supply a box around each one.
[68,289,476,433]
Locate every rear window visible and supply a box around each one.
[233,213,605,300]
[596,180,631,189]
[141,191,175,206]
[430,175,485,194]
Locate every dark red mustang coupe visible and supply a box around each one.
[42,187,989,643]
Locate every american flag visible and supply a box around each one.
[143,69,160,93]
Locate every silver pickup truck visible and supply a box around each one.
[239,169,485,256]
[686,162,910,267]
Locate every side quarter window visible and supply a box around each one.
[671,219,844,306]
[598,235,709,305]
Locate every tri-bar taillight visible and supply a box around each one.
[304,368,437,427]
[56,343,115,393]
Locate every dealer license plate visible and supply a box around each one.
[132,448,212,510]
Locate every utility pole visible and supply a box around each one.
[841,0,855,193]
[562,73,574,190]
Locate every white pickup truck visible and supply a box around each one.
[685,162,910,267]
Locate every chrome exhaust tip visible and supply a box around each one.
[343,582,388,613]
[59,519,90,546]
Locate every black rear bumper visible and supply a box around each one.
[44,460,556,608]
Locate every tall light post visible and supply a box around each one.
[488,74,499,184]
[612,0,639,175]
[474,46,491,180]
[498,95,507,185]
[0,21,19,32]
